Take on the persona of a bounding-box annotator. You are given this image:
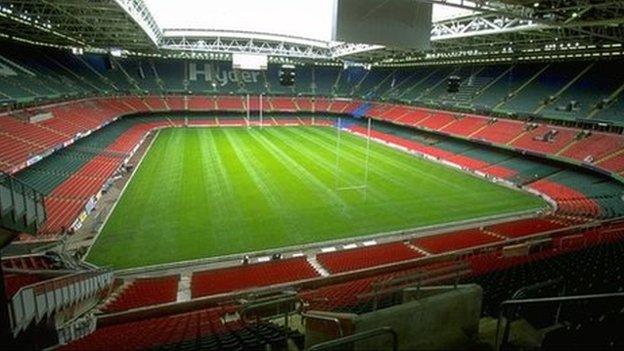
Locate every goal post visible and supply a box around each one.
[334,116,373,200]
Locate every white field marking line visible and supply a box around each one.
[345,127,552,212]
[103,126,546,275]
[314,127,465,192]
[304,126,463,194]
[223,129,299,234]
[246,129,351,210]
[203,129,248,234]
[301,128,503,208]
[82,130,161,262]
[116,207,540,276]
[266,127,386,201]
[271,127,387,199]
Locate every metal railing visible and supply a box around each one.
[495,292,624,350]
[307,326,397,351]
[8,269,114,336]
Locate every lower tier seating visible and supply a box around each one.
[191,258,319,298]
[485,218,565,238]
[412,229,503,254]
[316,242,423,274]
[61,306,240,351]
[102,276,180,313]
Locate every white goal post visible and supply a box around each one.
[334,116,373,201]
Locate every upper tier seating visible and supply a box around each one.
[510,125,577,155]
[560,133,624,163]
[471,119,525,144]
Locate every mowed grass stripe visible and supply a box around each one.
[87,127,546,269]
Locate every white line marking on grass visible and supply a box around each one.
[83,130,161,263]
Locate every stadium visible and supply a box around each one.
[0,0,623,349]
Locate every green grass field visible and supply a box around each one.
[86,126,546,269]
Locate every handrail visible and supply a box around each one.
[501,291,624,307]
[307,326,398,351]
[8,268,114,336]
[495,292,624,350]
[239,294,301,323]
[103,216,624,327]
[511,277,564,300]
[301,312,345,338]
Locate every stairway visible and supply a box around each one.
[439,76,492,104]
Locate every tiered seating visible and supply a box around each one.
[216,96,244,110]
[97,98,135,115]
[467,230,624,316]
[394,109,432,125]
[269,97,297,111]
[191,258,318,298]
[485,218,565,238]
[50,175,108,199]
[144,96,168,111]
[77,155,120,178]
[316,242,423,274]
[122,97,150,111]
[103,276,179,313]
[412,229,503,254]
[164,96,185,110]
[48,105,103,131]
[62,306,241,351]
[1,115,66,149]
[446,154,490,170]
[472,120,526,144]
[348,125,454,160]
[313,98,331,112]
[378,106,411,121]
[481,165,518,179]
[561,133,624,163]
[597,152,624,173]
[2,254,57,270]
[439,115,489,136]
[416,111,456,130]
[0,135,39,169]
[106,123,162,154]
[300,261,461,313]
[363,103,393,119]
[40,197,85,234]
[187,96,216,110]
[293,97,313,111]
[530,179,601,218]
[327,99,351,113]
[511,125,577,154]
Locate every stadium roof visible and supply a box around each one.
[0,0,623,65]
